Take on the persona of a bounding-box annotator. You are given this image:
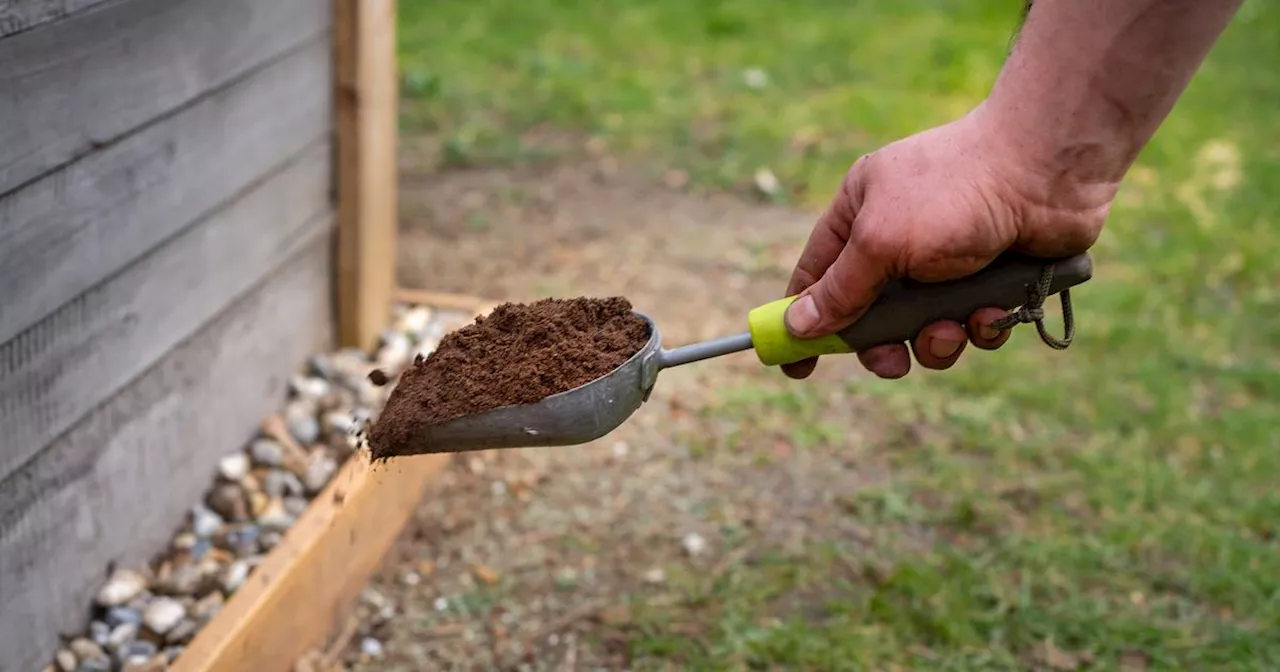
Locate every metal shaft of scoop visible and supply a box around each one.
[656,332,754,368]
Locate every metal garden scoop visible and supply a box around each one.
[407,252,1093,454]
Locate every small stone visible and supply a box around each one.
[400,571,421,586]
[289,375,331,401]
[323,410,358,436]
[126,640,158,660]
[283,496,309,517]
[219,524,261,558]
[89,621,111,646]
[105,606,142,628]
[248,491,270,518]
[55,649,76,672]
[360,637,384,658]
[285,402,321,445]
[257,498,295,531]
[165,618,199,645]
[191,506,223,538]
[217,453,250,481]
[754,167,780,196]
[249,439,285,467]
[240,472,262,494]
[154,561,204,596]
[171,533,197,552]
[643,567,666,584]
[743,66,769,89]
[121,654,166,672]
[96,569,148,607]
[399,306,433,338]
[69,638,104,661]
[376,332,413,372]
[259,530,284,551]
[76,658,111,672]
[220,560,250,594]
[433,597,448,612]
[302,453,338,494]
[106,622,137,651]
[190,539,212,560]
[682,532,707,557]
[191,592,224,623]
[490,480,507,496]
[206,483,248,522]
[611,441,629,458]
[262,469,304,498]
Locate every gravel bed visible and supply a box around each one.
[41,302,472,672]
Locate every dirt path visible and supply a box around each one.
[340,157,895,670]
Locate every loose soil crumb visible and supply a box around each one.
[368,369,391,387]
[366,297,650,459]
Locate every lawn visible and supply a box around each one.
[394,0,1279,668]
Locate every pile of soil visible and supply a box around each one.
[366,297,650,459]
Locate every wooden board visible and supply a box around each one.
[0,0,329,195]
[172,297,495,672]
[0,236,336,672]
[0,0,111,39]
[334,0,399,351]
[0,140,333,484]
[0,36,332,346]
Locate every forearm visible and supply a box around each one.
[982,0,1244,191]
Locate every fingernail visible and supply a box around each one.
[979,325,1001,340]
[786,295,820,335]
[929,337,964,359]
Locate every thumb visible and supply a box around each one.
[783,238,895,339]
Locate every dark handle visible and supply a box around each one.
[835,251,1092,351]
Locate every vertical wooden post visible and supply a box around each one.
[334,0,398,351]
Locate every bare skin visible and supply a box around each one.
[782,0,1246,380]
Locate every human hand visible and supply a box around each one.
[782,106,1113,380]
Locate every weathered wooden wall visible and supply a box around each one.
[0,0,338,669]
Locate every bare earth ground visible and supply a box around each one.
[339,154,917,670]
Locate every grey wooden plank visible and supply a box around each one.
[0,36,332,345]
[0,140,333,484]
[0,234,335,672]
[0,0,330,195]
[0,0,111,38]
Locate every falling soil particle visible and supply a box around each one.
[368,369,391,387]
[366,297,650,460]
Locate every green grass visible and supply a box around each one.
[397,0,1280,668]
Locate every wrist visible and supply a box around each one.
[965,99,1123,218]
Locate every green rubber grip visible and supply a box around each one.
[747,251,1094,367]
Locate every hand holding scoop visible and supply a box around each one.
[370,251,1091,456]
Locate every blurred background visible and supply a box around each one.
[354,0,1279,668]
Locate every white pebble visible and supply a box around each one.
[643,567,666,584]
[217,453,250,481]
[220,560,251,593]
[754,168,780,196]
[55,649,76,672]
[289,375,331,401]
[611,441,629,458]
[361,637,385,658]
[106,622,137,650]
[399,306,433,337]
[191,506,223,538]
[682,532,707,557]
[96,569,147,607]
[433,597,449,611]
[401,571,421,586]
[302,453,338,494]
[143,597,186,635]
[490,480,507,496]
